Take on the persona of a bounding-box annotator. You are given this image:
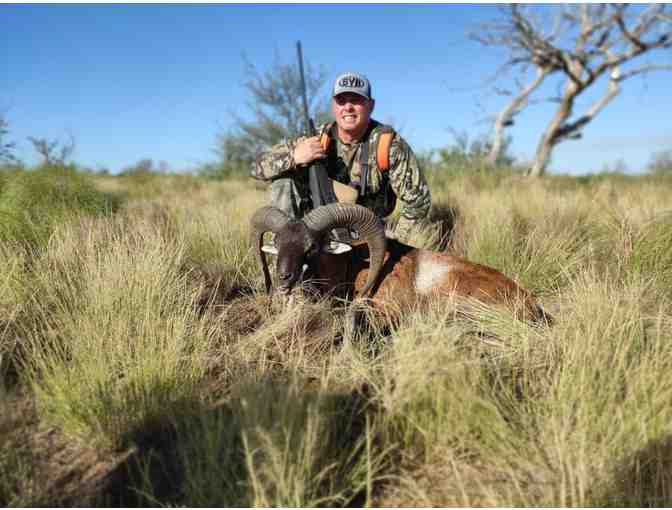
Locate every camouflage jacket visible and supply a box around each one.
[251,120,431,242]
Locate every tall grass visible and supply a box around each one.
[22,217,215,450]
[0,393,39,507]
[0,165,121,248]
[164,377,379,507]
[3,170,672,506]
[530,271,672,506]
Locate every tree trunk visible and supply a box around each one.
[529,135,556,176]
[528,78,580,176]
[487,116,507,167]
[488,68,551,166]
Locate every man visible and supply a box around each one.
[251,71,431,252]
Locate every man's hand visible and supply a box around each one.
[293,136,326,166]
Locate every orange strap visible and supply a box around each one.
[377,132,394,171]
[320,131,331,151]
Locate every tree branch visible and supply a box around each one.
[554,67,622,142]
[488,66,553,164]
[616,63,672,81]
[614,4,671,52]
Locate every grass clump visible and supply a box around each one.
[629,212,672,291]
[0,241,28,386]
[528,272,672,506]
[236,380,377,507]
[0,444,35,507]
[0,165,122,248]
[366,301,548,506]
[129,376,381,507]
[0,403,37,507]
[23,218,214,450]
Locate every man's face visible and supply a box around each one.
[331,92,375,135]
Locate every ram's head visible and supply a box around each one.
[250,203,386,297]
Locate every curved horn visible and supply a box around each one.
[250,206,291,293]
[303,203,386,298]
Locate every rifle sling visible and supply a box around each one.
[360,134,371,197]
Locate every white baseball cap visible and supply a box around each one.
[332,71,372,100]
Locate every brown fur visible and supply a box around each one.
[308,239,548,324]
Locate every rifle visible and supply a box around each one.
[296,41,353,248]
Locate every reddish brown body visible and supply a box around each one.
[312,240,546,323]
[251,203,548,324]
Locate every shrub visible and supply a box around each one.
[0,165,122,247]
[23,219,212,450]
[198,161,249,181]
[647,149,672,176]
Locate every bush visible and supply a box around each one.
[24,218,212,450]
[198,161,250,181]
[647,149,672,176]
[0,165,122,247]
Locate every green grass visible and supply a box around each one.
[0,165,121,248]
[22,217,214,450]
[1,170,672,506]
[170,377,378,507]
[0,402,37,507]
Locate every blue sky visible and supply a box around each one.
[2,3,671,174]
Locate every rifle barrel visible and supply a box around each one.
[296,41,314,136]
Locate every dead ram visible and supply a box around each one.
[251,203,550,323]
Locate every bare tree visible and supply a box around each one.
[0,114,17,164]
[28,134,76,167]
[475,5,672,176]
[215,50,329,173]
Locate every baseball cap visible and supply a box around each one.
[332,72,372,100]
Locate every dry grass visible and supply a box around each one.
[1,172,672,506]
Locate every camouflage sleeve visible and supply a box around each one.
[251,124,332,182]
[251,136,306,182]
[387,134,432,242]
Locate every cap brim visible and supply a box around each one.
[332,90,370,99]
